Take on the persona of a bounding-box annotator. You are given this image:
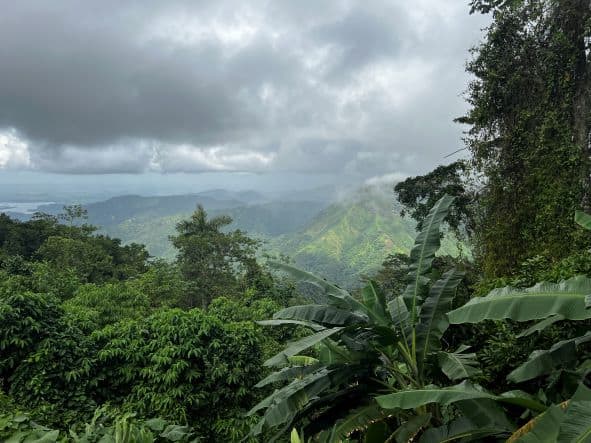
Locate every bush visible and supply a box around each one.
[93,308,264,441]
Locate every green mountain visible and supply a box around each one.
[85,186,461,287]
[99,199,328,259]
[266,186,461,287]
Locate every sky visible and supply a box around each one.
[0,1,488,193]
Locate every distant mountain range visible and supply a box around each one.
[2,185,462,287]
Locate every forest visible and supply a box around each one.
[2,0,591,442]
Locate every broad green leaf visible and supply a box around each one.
[331,403,388,441]
[498,390,547,412]
[21,431,61,443]
[264,327,344,367]
[376,381,494,410]
[388,296,411,343]
[508,332,591,383]
[250,368,351,436]
[273,305,366,326]
[361,281,390,325]
[575,211,591,231]
[376,381,545,412]
[393,413,431,443]
[269,261,379,324]
[419,417,503,443]
[255,364,321,388]
[257,319,325,331]
[516,315,565,338]
[438,345,481,381]
[416,269,464,365]
[318,338,358,365]
[557,401,591,443]
[448,276,591,324]
[403,194,455,320]
[456,398,515,431]
[513,404,566,443]
[160,425,192,441]
[288,355,319,366]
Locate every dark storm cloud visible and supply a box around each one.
[0,0,488,176]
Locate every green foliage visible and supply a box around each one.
[394,161,476,237]
[93,308,264,441]
[0,290,62,378]
[126,260,187,308]
[248,196,508,441]
[458,0,591,276]
[64,283,151,328]
[170,205,259,307]
[0,408,201,442]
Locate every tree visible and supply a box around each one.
[394,161,476,237]
[58,204,88,227]
[170,205,259,307]
[458,0,591,275]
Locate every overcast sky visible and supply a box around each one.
[0,1,488,187]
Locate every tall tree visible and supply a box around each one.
[457,0,591,275]
[170,205,259,307]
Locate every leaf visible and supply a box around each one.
[575,211,591,231]
[331,403,388,440]
[376,381,546,412]
[360,281,390,325]
[160,424,192,441]
[508,332,591,383]
[448,276,591,324]
[145,417,167,431]
[438,345,481,381]
[288,355,319,366]
[416,269,464,365]
[290,428,302,443]
[403,194,455,320]
[511,383,591,443]
[22,431,61,443]
[268,262,358,309]
[557,401,591,443]
[250,368,350,435]
[388,296,411,343]
[393,413,432,443]
[257,319,326,331]
[255,365,321,388]
[456,398,515,431]
[511,403,566,443]
[419,417,503,443]
[264,327,344,367]
[273,305,366,326]
[376,381,494,410]
[516,315,565,338]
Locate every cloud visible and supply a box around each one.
[0,129,31,169]
[0,0,488,176]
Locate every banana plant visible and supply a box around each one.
[248,195,522,441]
[442,210,591,441]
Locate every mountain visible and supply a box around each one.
[265,186,461,287]
[21,185,462,286]
[103,200,327,259]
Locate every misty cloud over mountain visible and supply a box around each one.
[0,1,487,177]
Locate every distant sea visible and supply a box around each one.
[0,202,55,215]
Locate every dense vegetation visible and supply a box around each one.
[2,0,591,441]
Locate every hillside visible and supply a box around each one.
[266,186,461,286]
[104,200,327,259]
[85,186,462,287]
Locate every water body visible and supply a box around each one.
[0,202,56,214]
